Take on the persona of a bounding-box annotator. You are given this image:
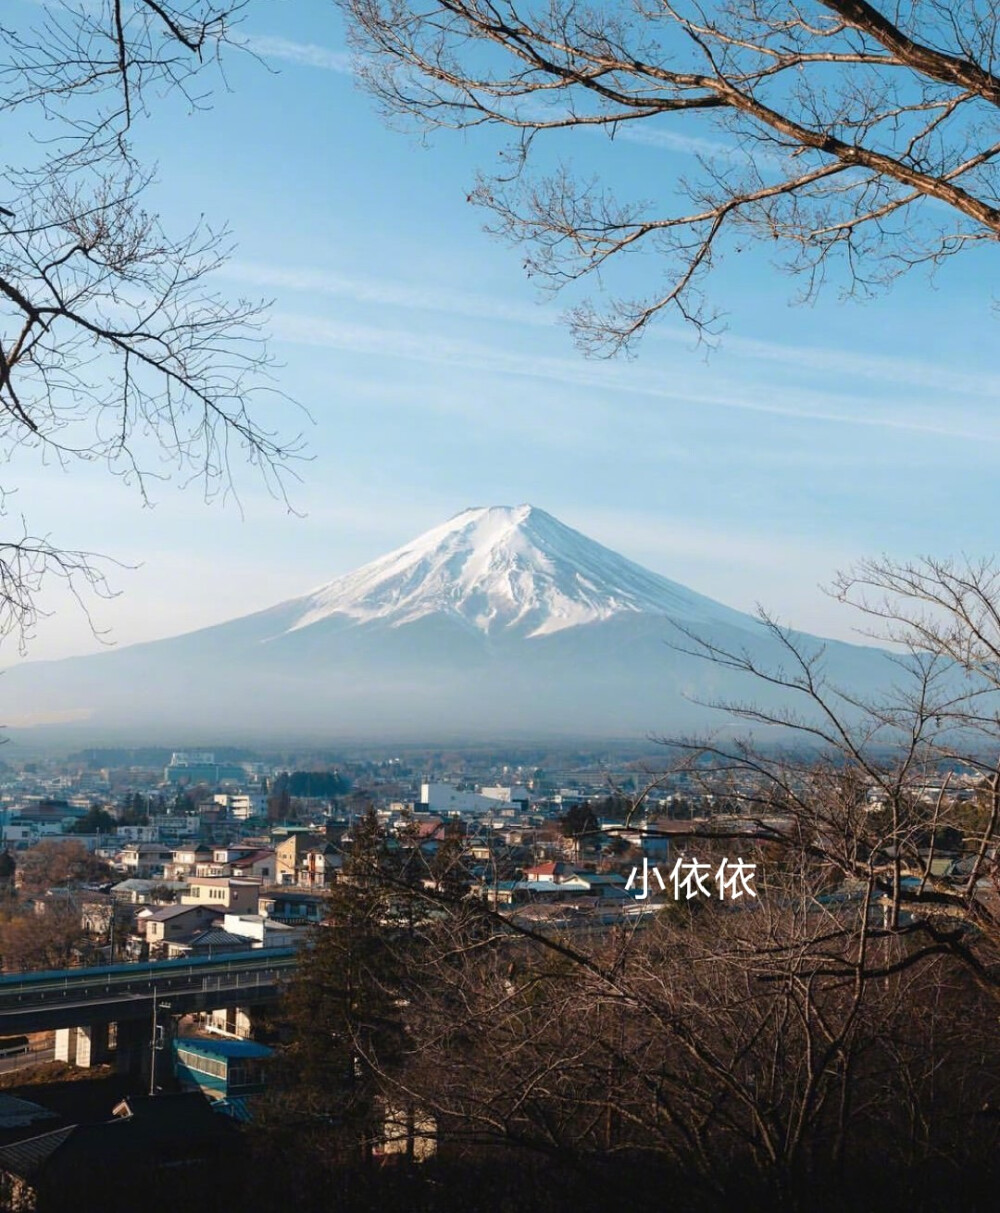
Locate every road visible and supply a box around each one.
[0,1046,55,1075]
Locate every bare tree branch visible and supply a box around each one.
[340,0,1000,350]
[0,2,302,649]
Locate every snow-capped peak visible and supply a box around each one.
[286,505,747,639]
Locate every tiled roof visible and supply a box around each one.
[0,1124,75,1179]
[231,850,275,867]
[144,903,201,922]
[188,876,261,886]
[523,861,578,878]
[182,929,252,950]
[113,879,188,891]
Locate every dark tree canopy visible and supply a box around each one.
[286,770,353,798]
[69,806,117,834]
[0,849,14,891]
[559,802,599,838]
[341,0,1000,351]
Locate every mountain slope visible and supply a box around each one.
[284,505,751,639]
[0,506,891,742]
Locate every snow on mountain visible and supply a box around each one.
[0,504,893,742]
[286,505,748,639]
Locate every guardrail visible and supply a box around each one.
[0,948,298,1009]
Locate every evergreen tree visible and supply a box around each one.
[267,784,292,823]
[119,792,150,825]
[277,808,413,1161]
[0,849,15,899]
[560,804,600,841]
[173,788,196,815]
[428,824,469,898]
[70,806,116,834]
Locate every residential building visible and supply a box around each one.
[179,877,262,913]
[164,928,253,958]
[117,842,175,879]
[139,904,220,956]
[274,834,340,888]
[172,1036,273,1104]
[222,912,308,948]
[163,842,213,880]
[110,878,189,905]
[258,890,327,925]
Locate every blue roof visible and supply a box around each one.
[213,1097,254,1122]
[174,1036,273,1060]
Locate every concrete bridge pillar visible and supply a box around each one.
[203,1005,255,1037]
[54,1023,111,1068]
[75,1023,110,1067]
[234,1006,256,1038]
[54,1027,76,1065]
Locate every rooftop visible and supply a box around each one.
[179,929,252,950]
[188,876,262,887]
[174,1036,273,1060]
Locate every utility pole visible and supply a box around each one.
[149,995,171,1095]
[149,991,159,1096]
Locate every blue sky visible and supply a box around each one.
[10,1,1000,661]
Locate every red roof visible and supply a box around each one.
[523,861,577,879]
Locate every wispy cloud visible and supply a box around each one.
[270,311,1000,444]
[225,261,557,329]
[240,256,997,431]
[596,114,788,167]
[665,328,1000,400]
[238,34,353,74]
[612,124,736,160]
[12,12,355,75]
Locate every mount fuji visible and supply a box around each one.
[0,505,891,742]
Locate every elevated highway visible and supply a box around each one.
[0,947,298,1035]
